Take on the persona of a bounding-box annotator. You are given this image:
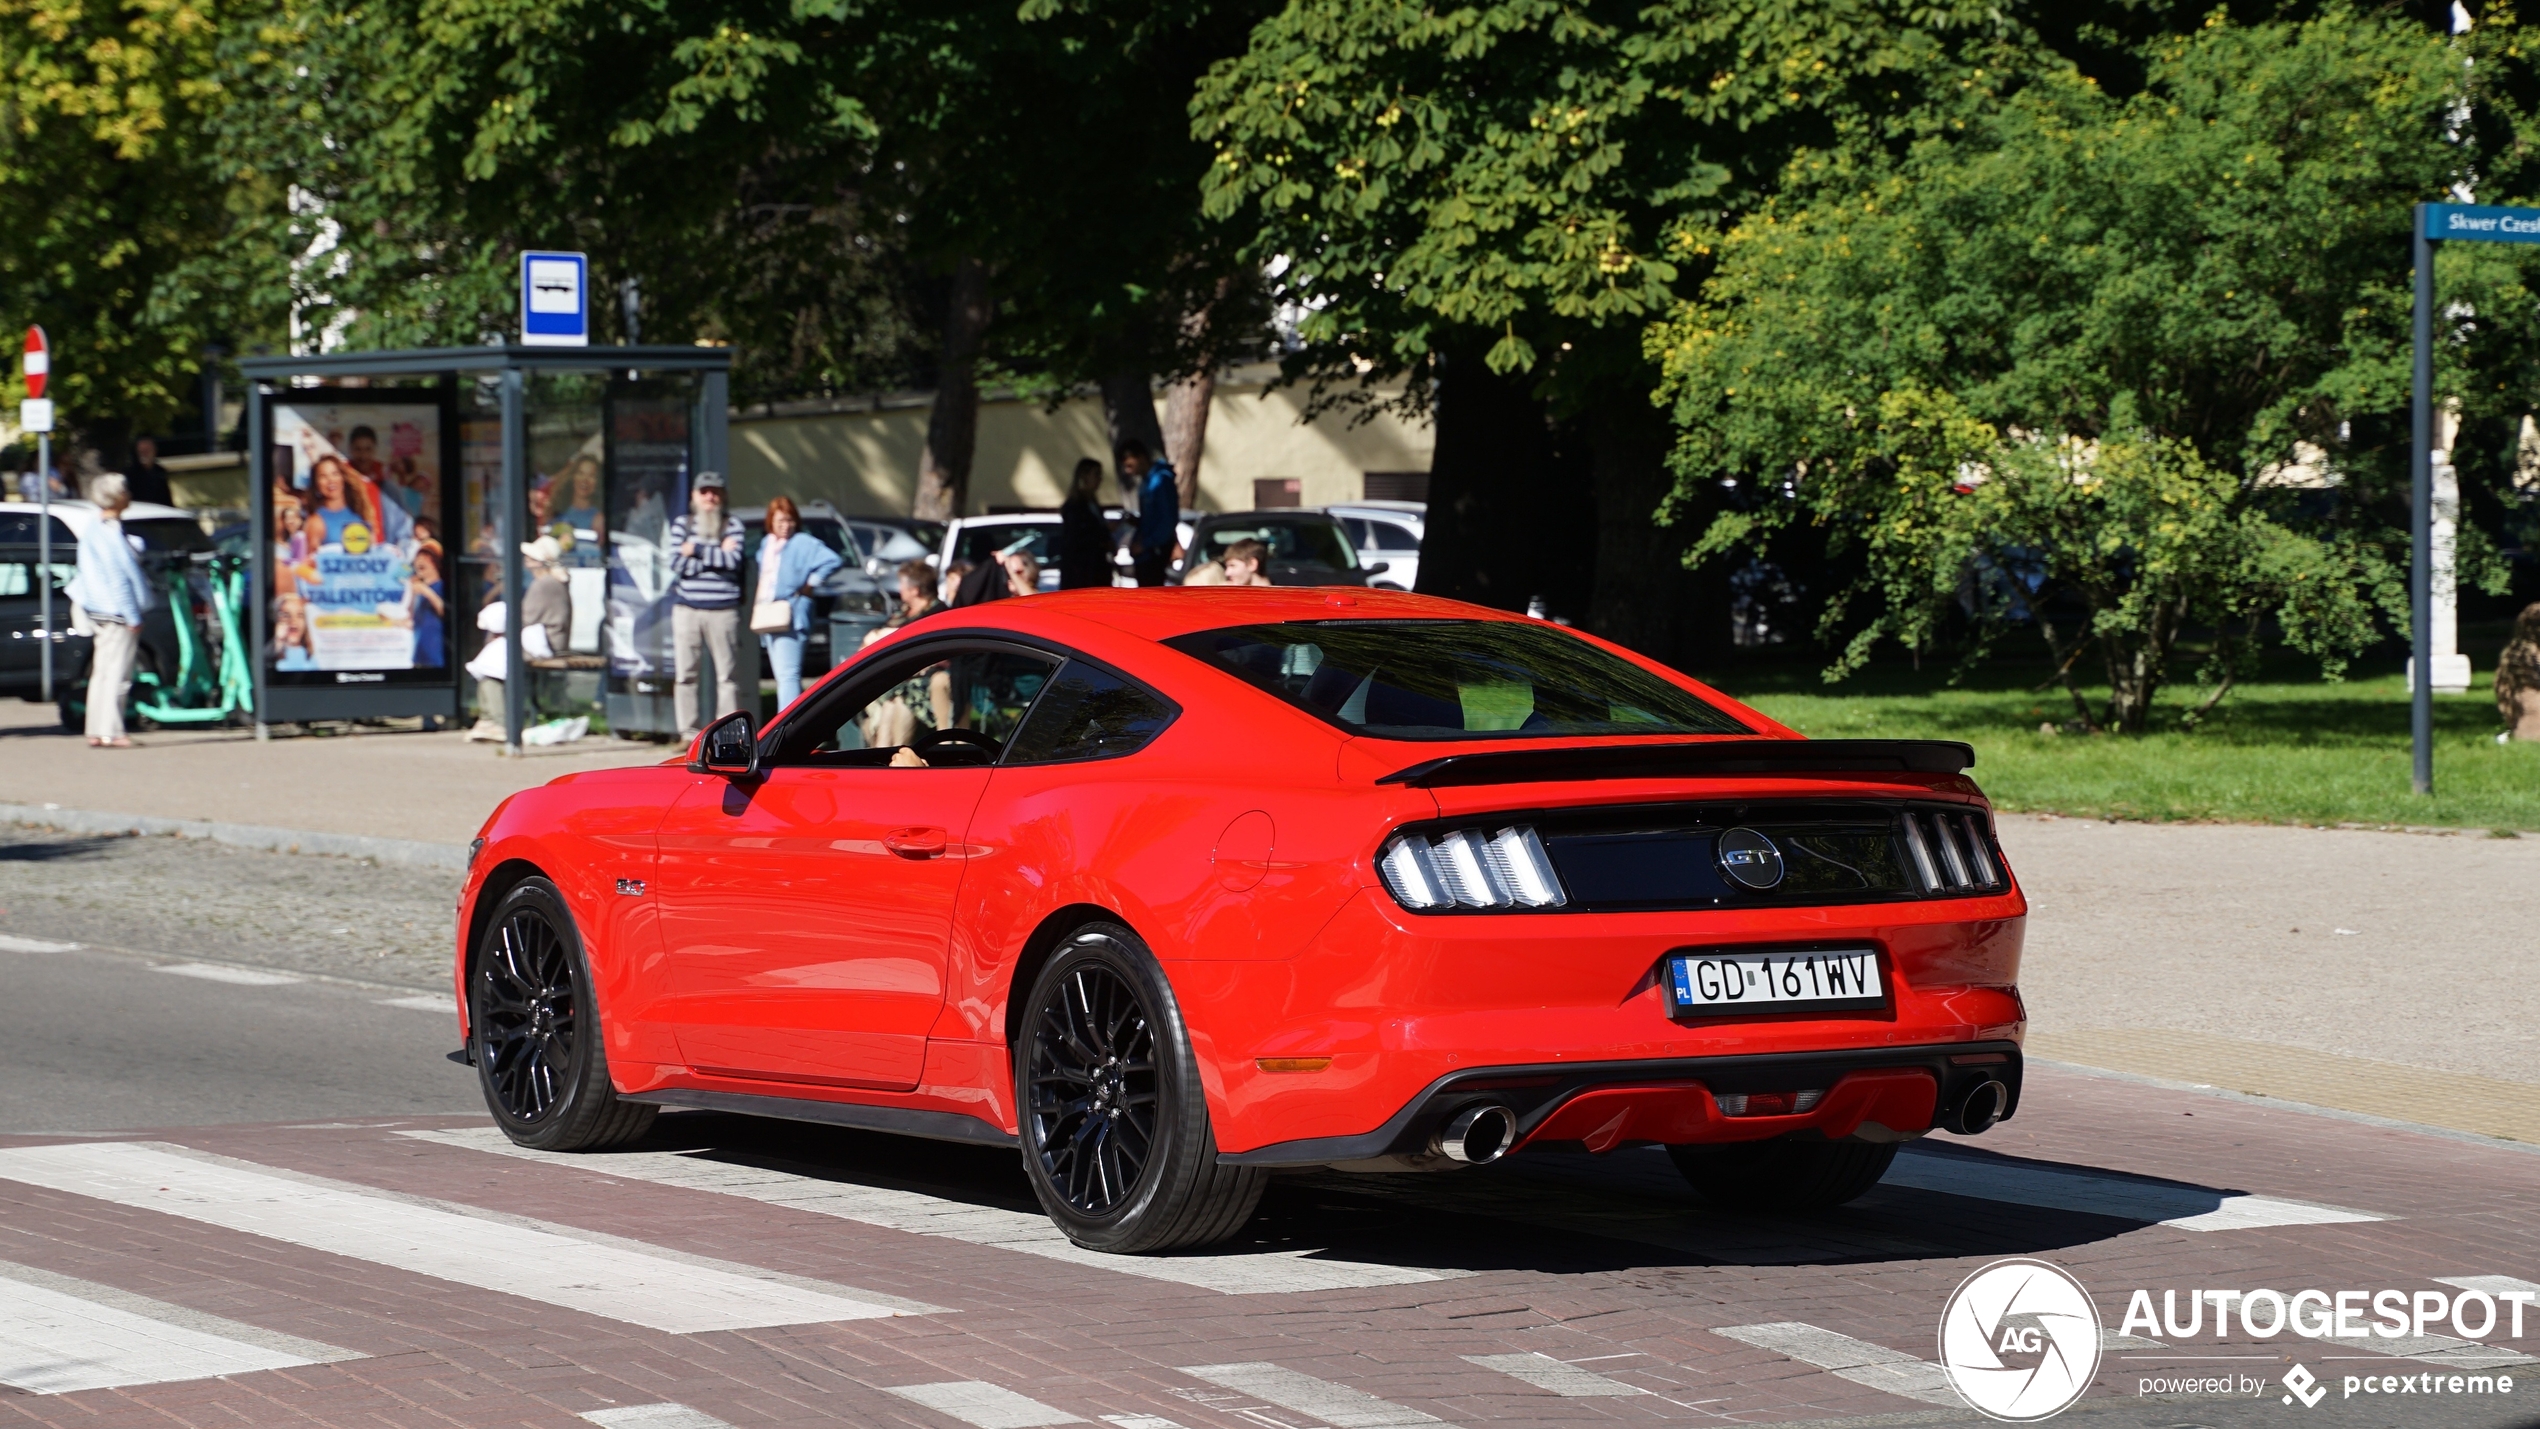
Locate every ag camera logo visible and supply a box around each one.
[1939,1258,2103,1421]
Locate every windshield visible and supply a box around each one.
[1197,519,1356,570]
[954,522,1058,566]
[1164,619,1748,740]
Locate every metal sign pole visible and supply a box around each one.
[36,429,52,708]
[2411,203,2435,797]
[500,366,528,754]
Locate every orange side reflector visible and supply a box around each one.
[1256,1057,1334,1073]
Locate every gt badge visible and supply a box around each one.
[1715,827,1785,891]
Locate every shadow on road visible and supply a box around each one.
[609,1110,2244,1278]
[0,832,120,863]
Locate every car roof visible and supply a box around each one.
[1192,510,1345,527]
[896,584,1506,644]
[0,499,197,528]
[1324,502,1426,519]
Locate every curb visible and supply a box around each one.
[0,802,469,871]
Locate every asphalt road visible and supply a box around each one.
[0,945,478,1134]
[4,828,2538,1426]
[0,823,474,1133]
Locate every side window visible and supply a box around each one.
[1370,520,1421,554]
[776,646,1057,768]
[1003,660,1177,765]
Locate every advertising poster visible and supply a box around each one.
[265,396,454,681]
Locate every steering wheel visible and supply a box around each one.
[912,726,1002,765]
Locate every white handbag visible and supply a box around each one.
[750,599,794,634]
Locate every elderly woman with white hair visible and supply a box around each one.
[65,472,156,748]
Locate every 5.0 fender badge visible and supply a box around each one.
[1715,827,1785,891]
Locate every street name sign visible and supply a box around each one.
[519,251,590,347]
[2423,203,2540,243]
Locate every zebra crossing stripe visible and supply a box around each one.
[1883,1146,2384,1231]
[884,1380,1087,1427]
[1462,1351,1644,1396]
[150,963,303,986]
[405,1126,1463,1296]
[0,1141,943,1334]
[1177,1363,1442,1427]
[580,1406,738,1429]
[0,1258,359,1395]
[1713,1322,1963,1407]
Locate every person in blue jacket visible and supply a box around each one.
[754,496,845,711]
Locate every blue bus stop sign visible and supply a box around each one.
[2423,203,2540,243]
[520,251,590,347]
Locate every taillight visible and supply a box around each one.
[1900,809,2007,895]
[1378,825,1567,911]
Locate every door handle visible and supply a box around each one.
[883,827,949,859]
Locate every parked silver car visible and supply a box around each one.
[1321,500,1424,590]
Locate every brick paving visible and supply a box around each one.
[2,1064,2534,1429]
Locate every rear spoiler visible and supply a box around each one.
[1375,739,1975,789]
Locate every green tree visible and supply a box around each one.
[1,0,260,448]
[1192,0,1998,662]
[1650,9,2536,731]
[213,0,1265,519]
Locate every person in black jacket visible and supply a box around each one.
[1057,458,1112,589]
[125,437,174,508]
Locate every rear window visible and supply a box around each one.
[1164,619,1748,740]
[1196,519,1357,570]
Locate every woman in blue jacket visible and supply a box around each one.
[753,496,845,711]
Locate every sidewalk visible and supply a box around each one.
[0,700,664,847]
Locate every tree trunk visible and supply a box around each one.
[914,256,991,522]
[1586,388,1726,674]
[1161,370,1213,509]
[1416,338,1567,610]
[1100,372,1167,474]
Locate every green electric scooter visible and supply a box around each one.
[131,553,253,725]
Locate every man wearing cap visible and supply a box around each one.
[665,471,747,738]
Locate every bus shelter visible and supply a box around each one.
[239,346,732,752]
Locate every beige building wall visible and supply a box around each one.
[729,365,1432,516]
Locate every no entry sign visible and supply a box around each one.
[19,326,49,433]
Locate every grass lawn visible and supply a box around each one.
[1716,653,2540,831]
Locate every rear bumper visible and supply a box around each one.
[1216,1040,2021,1167]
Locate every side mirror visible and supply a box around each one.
[1364,561,1391,576]
[691,710,760,779]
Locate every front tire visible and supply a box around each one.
[469,877,655,1151]
[1669,1139,1898,1210]
[1016,923,1265,1252]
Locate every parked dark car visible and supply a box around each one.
[1,502,212,725]
[1180,511,1379,587]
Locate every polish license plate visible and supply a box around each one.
[1665,948,1885,1016]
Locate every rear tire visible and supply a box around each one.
[1016,923,1265,1252]
[469,877,655,1151]
[1669,1139,1898,1210]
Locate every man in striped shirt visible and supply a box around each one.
[666,471,747,738]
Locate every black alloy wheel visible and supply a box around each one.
[469,877,654,1152]
[1028,958,1159,1214]
[1016,924,1264,1252]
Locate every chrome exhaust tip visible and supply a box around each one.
[1436,1103,1517,1165]
[1949,1079,2009,1136]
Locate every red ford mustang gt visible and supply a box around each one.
[454,587,2025,1252]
